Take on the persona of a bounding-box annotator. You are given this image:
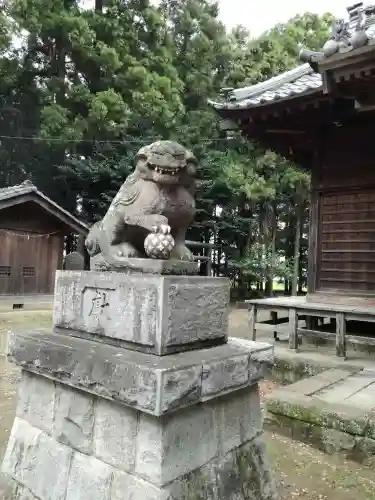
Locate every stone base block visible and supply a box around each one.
[8,330,274,416]
[2,373,278,499]
[53,271,229,355]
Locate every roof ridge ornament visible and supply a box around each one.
[300,2,375,67]
[21,179,36,189]
[299,49,324,71]
[323,2,375,57]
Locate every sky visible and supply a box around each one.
[217,0,350,36]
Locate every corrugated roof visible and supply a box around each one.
[0,180,89,233]
[208,64,323,111]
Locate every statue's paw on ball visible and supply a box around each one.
[144,225,175,259]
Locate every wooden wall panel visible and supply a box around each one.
[317,189,375,295]
[319,122,375,190]
[0,232,65,294]
[0,200,80,295]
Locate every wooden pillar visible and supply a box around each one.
[288,308,299,351]
[336,312,347,359]
[249,304,257,341]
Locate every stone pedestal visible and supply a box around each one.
[2,272,278,500]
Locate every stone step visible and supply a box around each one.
[265,368,375,464]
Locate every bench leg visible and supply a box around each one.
[288,308,299,351]
[271,311,279,341]
[336,312,347,359]
[249,305,257,341]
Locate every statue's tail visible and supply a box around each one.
[85,221,101,257]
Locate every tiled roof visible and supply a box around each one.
[208,64,322,111]
[0,180,38,201]
[0,180,89,233]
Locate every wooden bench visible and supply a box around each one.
[247,296,375,359]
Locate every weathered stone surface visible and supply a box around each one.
[271,356,328,384]
[53,272,229,355]
[0,330,8,355]
[202,352,249,399]
[165,436,278,500]
[9,331,273,416]
[90,255,198,275]
[7,483,38,500]
[65,452,113,500]
[3,384,276,499]
[112,433,278,500]
[317,370,375,404]
[160,363,202,413]
[365,415,375,440]
[135,403,218,485]
[266,389,369,436]
[111,471,170,500]
[215,437,278,500]
[2,418,72,500]
[265,368,375,465]
[9,330,159,414]
[354,436,375,466]
[54,384,94,454]
[283,368,357,396]
[16,371,55,434]
[15,486,38,500]
[94,399,137,472]
[266,411,358,457]
[215,387,262,455]
[230,338,275,383]
[85,140,197,269]
[0,474,23,500]
[64,251,85,271]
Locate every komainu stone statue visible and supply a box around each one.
[85,140,197,270]
[2,139,278,500]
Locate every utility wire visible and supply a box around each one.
[0,135,237,143]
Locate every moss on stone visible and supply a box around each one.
[167,437,278,500]
[266,395,368,438]
[265,411,375,465]
[236,439,278,500]
[272,357,326,384]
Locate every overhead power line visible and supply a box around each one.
[0,135,237,144]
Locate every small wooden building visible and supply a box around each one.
[210,3,375,356]
[0,180,88,295]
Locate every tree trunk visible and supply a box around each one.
[292,209,302,296]
[265,209,277,297]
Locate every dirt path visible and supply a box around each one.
[266,431,375,499]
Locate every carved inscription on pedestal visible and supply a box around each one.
[81,287,113,333]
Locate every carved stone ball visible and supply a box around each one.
[144,225,175,260]
[351,30,368,50]
[322,39,339,57]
